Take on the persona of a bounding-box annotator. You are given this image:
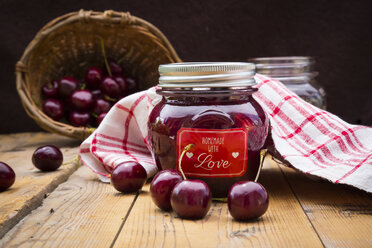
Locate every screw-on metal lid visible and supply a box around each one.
[158,62,256,88]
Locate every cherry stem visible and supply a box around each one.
[254,149,267,182]
[178,144,194,180]
[62,155,80,166]
[213,197,228,203]
[100,38,112,77]
[104,94,117,102]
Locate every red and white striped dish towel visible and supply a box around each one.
[79,74,372,193]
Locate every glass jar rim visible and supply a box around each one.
[157,86,258,97]
[250,56,314,64]
[250,56,316,78]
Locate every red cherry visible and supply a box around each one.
[69,111,91,127]
[85,66,103,89]
[110,161,147,193]
[170,179,212,219]
[125,77,138,92]
[91,89,103,99]
[150,169,183,211]
[0,161,15,191]
[70,90,93,111]
[58,77,78,98]
[103,59,123,76]
[114,76,128,96]
[228,181,269,221]
[42,80,59,98]
[92,98,111,115]
[101,77,121,99]
[96,112,107,126]
[32,145,63,172]
[43,99,64,121]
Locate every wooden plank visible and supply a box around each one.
[0,165,138,248]
[0,132,79,153]
[281,165,372,248]
[113,156,324,248]
[0,132,80,238]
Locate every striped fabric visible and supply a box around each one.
[79,74,372,192]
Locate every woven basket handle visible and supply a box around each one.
[103,10,134,25]
[40,12,76,32]
[40,9,135,31]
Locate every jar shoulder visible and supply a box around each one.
[148,98,268,129]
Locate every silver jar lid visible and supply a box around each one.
[158,62,256,88]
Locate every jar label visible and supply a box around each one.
[177,128,248,177]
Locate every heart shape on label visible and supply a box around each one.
[186,152,193,158]
[232,152,239,158]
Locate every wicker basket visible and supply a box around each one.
[16,9,181,140]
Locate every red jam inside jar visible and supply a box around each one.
[148,63,269,198]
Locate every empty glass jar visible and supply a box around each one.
[251,56,326,109]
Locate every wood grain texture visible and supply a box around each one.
[0,132,79,238]
[0,132,79,153]
[281,165,372,248]
[1,133,370,247]
[113,157,324,248]
[0,165,138,248]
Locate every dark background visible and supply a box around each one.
[0,0,371,133]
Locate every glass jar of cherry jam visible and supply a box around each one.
[148,62,269,198]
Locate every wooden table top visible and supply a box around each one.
[0,132,371,248]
